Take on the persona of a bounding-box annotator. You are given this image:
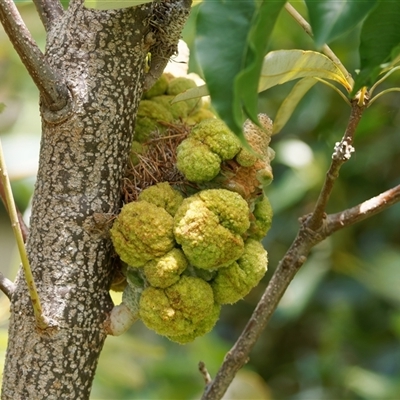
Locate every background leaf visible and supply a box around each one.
[171,84,208,104]
[273,77,317,134]
[195,0,283,141]
[234,0,286,125]
[305,0,378,48]
[259,50,352,92]
[353,1,400,93]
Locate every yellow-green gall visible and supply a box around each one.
[143,74,169,99]
[248,196,273,240]
[176,138,221,182]
[152,95,190,120]
[235,147,258,167]
[190,119,241,161]
[110,201,175,267]
[167,77,202,113]
[139,276,215,341]
[144,248,188,288]
[134,100,174,142]
[174,189,248,269]
[211,239,268,304]
[138,182,184,217]
[130,141,145,165]
[197,189,250,235]
[167,303,221,344]
[137,100,174,122]
[184,108,216,125]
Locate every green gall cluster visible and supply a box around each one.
[142,74,169,99]
[135,100,174,142]
[135,75,211,144]
[110,200,175,267]
[166,77,202,113]
[144,248,188,289]
[152,95,190,120]
[130,141,145,166]
[114,109,276,343]
[174,189,249,269]
[176,138,221,182]
[248,196,273,240]
[138,182,184,217]
[176,119,241,183]
[211,239,267,304]
[111,182,272,343]
[139,276,218,344]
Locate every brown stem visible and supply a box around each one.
[0,272,14,300]
[32,0,64,31]
[200,96,386,400]
[201,182,400,400]
[307,98,367,230]
[201,226,321,400]
[0,0,69,111]
[326,184,400,234]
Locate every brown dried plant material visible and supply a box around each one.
[123,122,192,203]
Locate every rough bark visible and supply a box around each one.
[1,1,190,398]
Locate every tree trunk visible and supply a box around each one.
[1,1,190,398]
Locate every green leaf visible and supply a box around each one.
[84,0,152,10]
[234,0,286,125]
[171,85,209,104]
[273,78,317,135]
[195,0,284,142]
[0,103,5,114]
[305,0,378,48]
[353,1,400,93]
[259,50,352,92]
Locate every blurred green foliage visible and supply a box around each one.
[1,2,400,399]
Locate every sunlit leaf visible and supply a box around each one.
[171,84,208,104]
[273,78,317,135]
[259,50,352,93]
[305,0,378,48]
[84,0,152,10]
[353,1,400,93]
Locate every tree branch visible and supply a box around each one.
[307,98,367,230]
[201,184,400,400]
[0,271,14,300]
[200,97,390,400]
[0,0,69,111]
[327,184,400,234]
[32,0,64,31]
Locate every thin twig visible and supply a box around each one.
[285,2,355,89]
[0,0,69,111]
[0,180,29,243]
[327,184,400,234]
[0,271,14,300]
[32,0,64,31]
[307,98,367,230]
[199,361,212,385]
[0,139,49,329]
